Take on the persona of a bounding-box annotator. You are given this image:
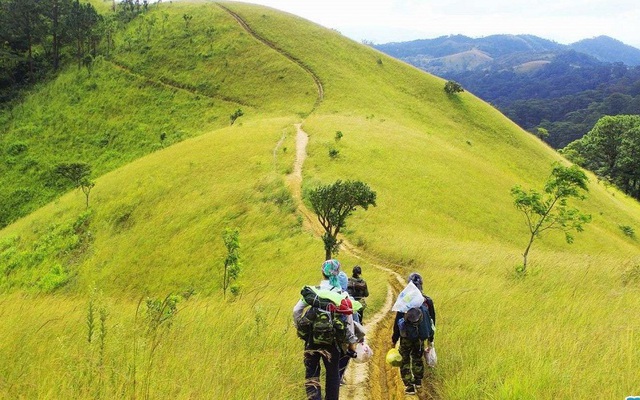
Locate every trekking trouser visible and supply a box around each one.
[398,338,425,386]
[338,353,350,381]
[304,343,341,400]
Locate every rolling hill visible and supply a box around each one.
[1,1,640,399]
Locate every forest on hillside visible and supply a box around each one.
[444,52,640,148]
[0,0,148,104]
[0,0,155,228]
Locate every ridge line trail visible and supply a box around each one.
[286,125,430,400]
[105,58,251,107]
[219,4,436,397]
[217,3,324,111]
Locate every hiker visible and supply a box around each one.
[293,259,358,400]
[347,265,369,322]
[391,272,436,395]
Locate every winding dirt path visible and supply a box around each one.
[285,126,435,400]
[217,3,324,112]
[218,3,437,398]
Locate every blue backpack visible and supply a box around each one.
[398,305,433,340]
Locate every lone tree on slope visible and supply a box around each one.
[511,162,591,274]
[54,162,95,209]
[221,227,241,299]
[444,80,464,95]
[307,180,377,260]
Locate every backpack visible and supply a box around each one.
[309,309,347,346]
[347,278,367,299]
[296,286,349,346]
[398,305,433,340]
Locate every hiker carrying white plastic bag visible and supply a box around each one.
[390,273,437,395]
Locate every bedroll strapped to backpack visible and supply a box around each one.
[297,286,350,346]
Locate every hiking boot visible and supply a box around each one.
[404,384,416,394]
[414,381,422,388]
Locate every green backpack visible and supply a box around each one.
[296,286,348,346]
[297,307,347,346]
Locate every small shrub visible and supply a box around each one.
[230,108,244,125]
[334,131,343,142]
[619,224,635,238]
[6,142,28,156]
[514,264,527,278]
[329,149,340,159]
[444,80,464,94]
[38,263,70,292]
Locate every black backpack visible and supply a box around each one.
[347,277,367,299]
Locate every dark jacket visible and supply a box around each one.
[392,295,436,344]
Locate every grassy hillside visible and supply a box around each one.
[1,1,640,399]
[0,2,315,228]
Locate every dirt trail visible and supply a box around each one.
[218,3,437,398]
[217,3,324,111]
[286,126,435,400]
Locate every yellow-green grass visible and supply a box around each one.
[110,2,317,115]
[1,0,317,227]
[1,1,640,399]
[223,3,640,398]
[0,115,391,398]
[0,285,384,399]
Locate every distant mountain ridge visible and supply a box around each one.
[570,35,640,66]
[375,34,640,71]
[374,34,640,149]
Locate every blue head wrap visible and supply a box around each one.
[338,271,349,291]
[322,259,341,288]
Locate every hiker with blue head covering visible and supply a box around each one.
[292,259,358,400]
[390,272,437,395]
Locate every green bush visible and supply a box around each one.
[619,224,635,238]
[444,80,464,94]
[6,142,28,156]
[38,264,70,292]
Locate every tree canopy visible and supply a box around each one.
[562,115,640,199]
[306,180,376,260]
[511,163,591,273]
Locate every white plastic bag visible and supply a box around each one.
[391,281,424,312]
[354,342,374,364]
[425,346,437,367]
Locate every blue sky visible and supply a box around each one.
[238,0,640,49]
